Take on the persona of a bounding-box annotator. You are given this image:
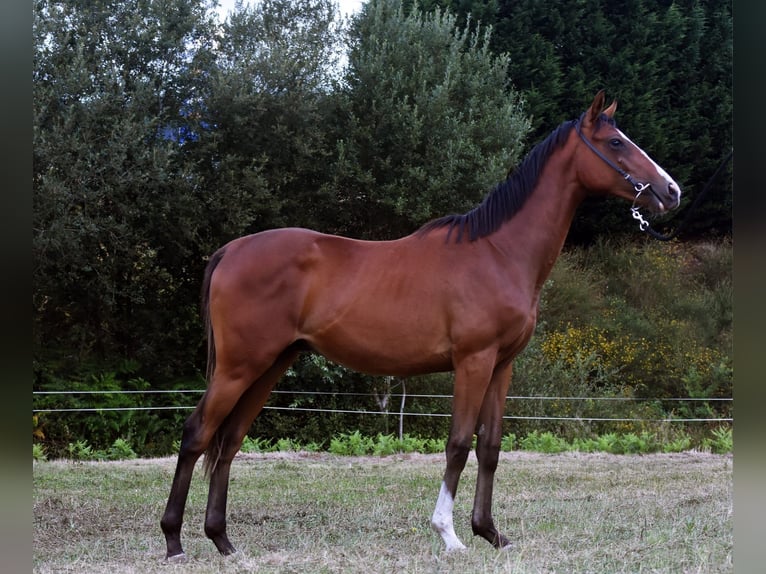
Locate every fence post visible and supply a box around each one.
[398,379,406,441]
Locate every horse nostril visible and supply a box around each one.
[668,182,680,199]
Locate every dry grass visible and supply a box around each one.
[33,451,732,573]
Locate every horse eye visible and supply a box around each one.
[609,138,623,149]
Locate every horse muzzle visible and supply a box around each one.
[639,180,681,213]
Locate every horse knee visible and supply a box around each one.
[476,439,501,472]
[445,436,472,469]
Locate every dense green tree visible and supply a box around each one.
[33,0,731,457]
[414,0,499,29]
[33,0,353,453]
[429,0,732,240]
[251,0,533,443]
[330,0,530,238]
[33,0,219,375]
[33,0,530,378]
[188,0,343,236]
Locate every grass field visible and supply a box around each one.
[33,451,732,573]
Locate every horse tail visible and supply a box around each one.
[200,247,226,477]
[201,247,226,386]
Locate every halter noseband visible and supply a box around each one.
[574,114,652,231]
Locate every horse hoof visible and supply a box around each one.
[165,552,187,564]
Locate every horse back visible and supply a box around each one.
[207,227,537,376]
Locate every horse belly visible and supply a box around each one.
[303,304,454,377]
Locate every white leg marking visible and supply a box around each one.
[431,481,467,552]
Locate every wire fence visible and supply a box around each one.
[32,389,733,423]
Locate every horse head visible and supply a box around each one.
[575,90,681,214]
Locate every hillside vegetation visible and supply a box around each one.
[33,238,732,458]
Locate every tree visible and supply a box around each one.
[33,0,346,378]
[330,0,530,239]
[188,0,344,237]
[33,0,220,375]
[434,0,732,240]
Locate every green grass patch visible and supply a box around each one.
[33,451,732,573]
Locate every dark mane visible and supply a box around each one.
[418,119,577,242]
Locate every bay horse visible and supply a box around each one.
[161,91,681,560]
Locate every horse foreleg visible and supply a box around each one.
[431,352,496,552]
[471,361,513,549]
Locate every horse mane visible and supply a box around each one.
[418,118,578,242]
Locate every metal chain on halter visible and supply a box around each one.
[630,196,652,231]
[631,148,733,241]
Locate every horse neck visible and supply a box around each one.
[488,148,587,296]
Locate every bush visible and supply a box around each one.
[240,436,275,453]
[329,431,375,456]
[61,437,139,461]
[33,443,47,462]
[663,434,693,453]
[372,433,401,456]
[66,440,95,461]
[105,438,137,460]
[500,433,516,451]
[520,431,569,453]
[702,426,733,454]
[248,428,727,456]
[509,238,731,442]
[38,427,731,461]
[33,362,195,458]
[275,438,301,452]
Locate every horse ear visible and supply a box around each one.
[603,99,618,118]
[585,89,606,125]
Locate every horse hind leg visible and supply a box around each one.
[160,380,253,561]
[160,406,208,561]
[160,346,296,561]
[202,346,300,556]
